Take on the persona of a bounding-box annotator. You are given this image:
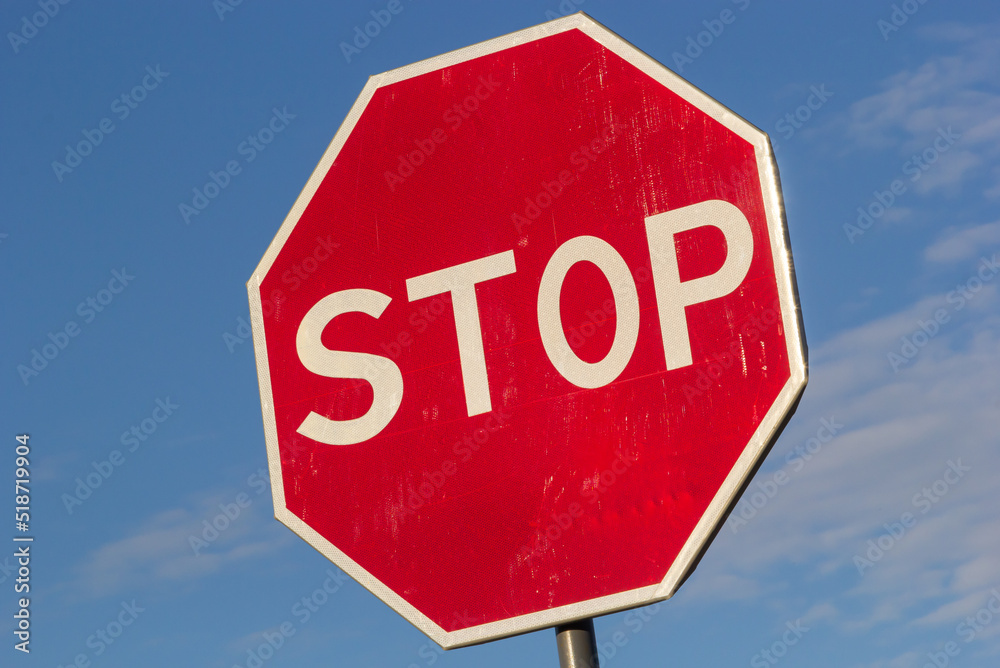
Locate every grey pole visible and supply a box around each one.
[555,618,600,668]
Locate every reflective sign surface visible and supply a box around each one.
[249,13,806,648]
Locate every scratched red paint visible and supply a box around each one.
[255,26,797,636]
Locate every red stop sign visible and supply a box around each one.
[249,14,806,648]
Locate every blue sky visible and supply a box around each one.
[2,1,999,666]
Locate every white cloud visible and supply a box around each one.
[925,221,1000,263]
[684,244,1000,652]
[839,24,1000,195]
[886,206,914,223]
[675,571,769,603]
[985,171,1000,199]
[853,650,921,668]
[73,488,291,600]
[802,601,839,626]
[910,149,980,195]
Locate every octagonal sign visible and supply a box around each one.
[248,13,806,649]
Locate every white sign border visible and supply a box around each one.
[247,11,808,650]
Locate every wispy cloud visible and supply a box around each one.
[688,243,1000,647]
[838,23,1000,197]
[925,221,1000,263]
[73,490,291,600]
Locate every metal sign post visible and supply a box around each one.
[556,618,600,668]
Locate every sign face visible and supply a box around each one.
[248,13,806,649]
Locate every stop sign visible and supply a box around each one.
[248,13,806,648]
